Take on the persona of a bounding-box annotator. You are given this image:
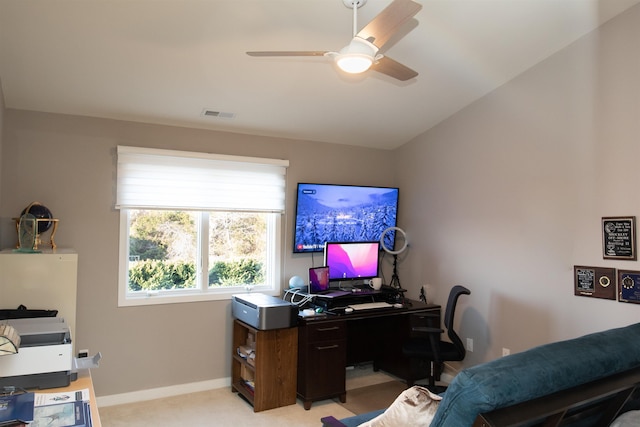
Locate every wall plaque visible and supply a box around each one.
[602,216,636,260]
[574,266,616,300]
[617,270,640,304]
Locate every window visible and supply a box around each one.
[116,146,288,306]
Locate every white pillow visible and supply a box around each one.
[611,410,640,427]
[358,386,442,427]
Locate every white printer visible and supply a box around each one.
[0,317,74,389]
[232,293,297,330]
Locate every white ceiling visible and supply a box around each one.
[1,0,639,150]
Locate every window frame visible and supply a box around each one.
[115,146,288,307]
[118,209,283,307]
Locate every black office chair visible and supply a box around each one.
[402,285,470,393]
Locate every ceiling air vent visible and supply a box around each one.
[202,109,235,119]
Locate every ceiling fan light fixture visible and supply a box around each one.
[336,54,373,73]
[334,37,378,74]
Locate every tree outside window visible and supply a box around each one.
[126,210,269,294]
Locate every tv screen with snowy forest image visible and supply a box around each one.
[293,183,399,253]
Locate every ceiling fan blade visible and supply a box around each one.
[246,51,328,57]
[371,56,418,81]
[356,0,422,50]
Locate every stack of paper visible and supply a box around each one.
[32,389,92,427]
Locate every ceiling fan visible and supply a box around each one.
[246,0,422,81]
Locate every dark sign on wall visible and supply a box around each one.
[574,266,616,300]
[602,216,636,260]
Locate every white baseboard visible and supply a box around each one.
[97,371,456,408]
[441,361,462,385]
[441,372,455,385]
[97,377,231,407]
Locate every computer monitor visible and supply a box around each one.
[324,241,380,282]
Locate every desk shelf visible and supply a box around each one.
[231,319,298,412]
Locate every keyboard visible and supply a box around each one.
[348,301,394,311]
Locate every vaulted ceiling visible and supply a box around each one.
[1,0,639,150]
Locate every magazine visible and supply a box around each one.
[31,401,88,427]
[32,388,92,427]
[0,392,35,426]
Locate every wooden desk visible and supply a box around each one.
[297,299,440,409]
[38,369,101,427]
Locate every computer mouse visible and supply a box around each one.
[345,307,354,313]
[301,309,315,316]
[393,303,403,308]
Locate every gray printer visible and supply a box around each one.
[0,317,74,389]
[232,293,297,330]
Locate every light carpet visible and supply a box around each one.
[338,380,409,415]
[99,364,401,426]
[99,387,355,427]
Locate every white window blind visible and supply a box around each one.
[116,146,289,212]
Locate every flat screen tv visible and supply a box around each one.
[293,183,399,253]
[324,241,380,281]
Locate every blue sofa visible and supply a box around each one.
[323,322,640,426]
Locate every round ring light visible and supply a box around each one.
[380,227,407,255]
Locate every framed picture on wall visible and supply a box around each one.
[602,216,636,260]
[618,270,640,304]
[574,266,616,300]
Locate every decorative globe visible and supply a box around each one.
[21,202,53,234]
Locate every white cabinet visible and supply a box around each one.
[0,249,78,344]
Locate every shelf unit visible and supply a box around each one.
[0,249,78,350]
[231,319,298,412]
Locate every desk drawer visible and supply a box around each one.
[298,320,347,409]
[304,320,346,343]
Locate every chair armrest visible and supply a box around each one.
[320,416,348,427]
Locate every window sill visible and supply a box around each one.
[117,288,281,307]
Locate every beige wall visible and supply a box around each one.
[0,111,394,397]
[0,77,4,226]
[395,3,640,367]
[3,3,640,400]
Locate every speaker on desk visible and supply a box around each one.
[289,275,305,289]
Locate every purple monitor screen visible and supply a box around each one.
[324,241,380,281]
[308,266,330,293]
